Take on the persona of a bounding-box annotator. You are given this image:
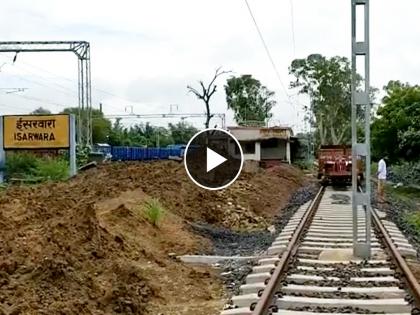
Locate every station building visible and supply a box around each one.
[228,126,295,165]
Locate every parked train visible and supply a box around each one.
[317,145,364,185]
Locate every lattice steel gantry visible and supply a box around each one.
[0,41,92,147]
[351,0,372,259]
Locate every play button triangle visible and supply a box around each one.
[206,147,227,172]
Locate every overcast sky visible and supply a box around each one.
[0,0,419,131]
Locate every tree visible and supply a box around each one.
[371,80,420,161]
[61,107,112,144]
[225,74,275,125]
[187,67,230,128]
[108,121,175,147]
[290,54,357,146]
[31,107,52,115]
[108,118,126,146]
[168,121,198,144]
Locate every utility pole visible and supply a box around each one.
[351,0,371,259]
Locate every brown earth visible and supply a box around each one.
[0,161,306,314]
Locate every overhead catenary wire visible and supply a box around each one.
[243,0,296,112]
[0,100,40,113]
[2,91,66,108]
[0,54,131,113]
[0,55,79,96]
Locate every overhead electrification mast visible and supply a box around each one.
[351,0,371,259]
[0,41,92,147]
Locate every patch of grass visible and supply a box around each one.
[387,185,420,208]
[407,212,420,233]
[143,198,165,227]
[392,185,420,198]
[6,152,39,177]
[34,158,69,181]
[5,152,69,183]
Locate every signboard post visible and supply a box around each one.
[69,115,77,177]
[0,114,77,183]
[0,117,5,183]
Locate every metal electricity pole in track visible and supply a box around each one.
[0,41,92,147]
[351,0,371,258]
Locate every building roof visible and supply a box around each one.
[228,125,293,131]
[228,125,294,141]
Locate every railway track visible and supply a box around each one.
[221,186,420,315]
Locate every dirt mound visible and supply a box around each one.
[0,161,306,314]
[0,189,154,314]
[66,161,305,230]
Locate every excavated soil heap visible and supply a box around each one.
[0,161,306,314]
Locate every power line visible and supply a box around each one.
[0,100,37,113]
[243,0,294,110]
[0,54,150,110]
[2,91,65,108]
[7,73,78,98]
[0,54,124,112]
[0,55,79,95]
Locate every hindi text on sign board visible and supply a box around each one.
[14,118,57,142]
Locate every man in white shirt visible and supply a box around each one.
[377,157,387,202]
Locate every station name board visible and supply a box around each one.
[3,114,70,149]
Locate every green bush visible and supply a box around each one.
[143,198,165,227]
[5,152,69,182]
[294,159,315,171]
[34,158,69,181]
[6,152,39,177]
[76,145,91,167]
[390,161,420,186]
[407,212,420,233]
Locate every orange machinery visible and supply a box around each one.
[317,145,363,185]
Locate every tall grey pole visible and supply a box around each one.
[69,114,77,177]
[351,0,371,259]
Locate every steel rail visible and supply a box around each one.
[252,186,325,315]
[371,208,420,308]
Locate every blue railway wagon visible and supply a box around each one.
[110,146,184,161]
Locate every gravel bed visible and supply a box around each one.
[371,185,420,258]
[192,182,319,297]
[218,260,255,296]
[191,182,320,257]
[273,182,320,232]
[285,279,397,288]
[286,291,381,299]
[289,267,393,279]
[289,306,381,314]
[190,223,274,256]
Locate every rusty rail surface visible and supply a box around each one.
[371,208,420,308]
[252,186,325,315]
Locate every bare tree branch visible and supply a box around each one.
[208,85,218,99]
[186,85,205,100]
[187,67,231,128]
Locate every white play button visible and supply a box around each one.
[206,147,227,172]
[184,128,243,190]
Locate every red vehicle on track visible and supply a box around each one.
[317,145,363,185]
